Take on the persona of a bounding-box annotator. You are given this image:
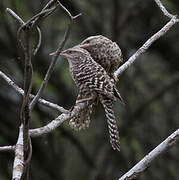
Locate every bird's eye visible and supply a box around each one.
[68,50,72,54]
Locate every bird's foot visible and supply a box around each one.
[113,75,119,84]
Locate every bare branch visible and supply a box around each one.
[42,0,58,10]
[6,8,43,56]
[29,26,68,111]
[29,99,94,137]
[57,0,82,20]
[6,8,24,25]
[12,125,24,180]
[114,0,179,78]
[0,72,91,138]
[119,129,179,180]
[7,1,58,55]
[33,26,42,55]
[0,70,68,113]
[19,26,33,179]
[0,145,15,152]
[29,3,81,111]
[0,69,87,139]
[20,7,57,29]
[16,0,58,32]
[154,0,177,19]
[114,17,178,77]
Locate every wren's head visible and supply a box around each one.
[60,47,92,68]
[78,35,110,48]
[61,47,88,60]
[78,35,123,60]
[77,35,123,75]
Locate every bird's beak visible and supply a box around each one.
[60,50,68,58]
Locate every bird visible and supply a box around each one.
[69,35,124,132]
[60,47,123,151]
[78,35,123,82]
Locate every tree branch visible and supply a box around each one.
[57,0,82,20]
[19,24,33,180]
[33,26,42,56]
[6,8,42,56]
[114,0,179,78]
[154,0,176,19]
[29,1,81,111]
[114,17,178,77]
[0,145,15,152]
[116,1,179,179]
[119,129,179,180]
[0,70,69,113]
[29,99,93,137]
[6,8,24,25]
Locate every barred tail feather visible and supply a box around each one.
[69,89,93,131]
[99,95,120,151]
[69,104,93,130]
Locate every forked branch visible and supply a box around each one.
[29,2,81,111]
[0,70,69,113]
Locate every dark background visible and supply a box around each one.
[0,0,179,179]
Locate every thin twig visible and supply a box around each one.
[0,71,68,113]
[154,0,176,19]
[6,8,43,56]
[6,8,24,25]
[0,145,15,152]
[57,0,82,20]
[29,25,69,111]
[20,8,57,29]
[30,0,59,27]
[16,8,54,50]
[29,4,81,111]
[119,129,179,180]
[33,26,42,55]
[42,0,58,11]
[7,1,59,53]
[16,1,59,51]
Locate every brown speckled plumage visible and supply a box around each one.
[61,47,121,151]
[79,35,123,78]
[70,35,123,133]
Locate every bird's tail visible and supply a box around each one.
[99,95,120,151]
[69,89,93,131]
[69,104,93,130]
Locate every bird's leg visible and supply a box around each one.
[112,74,119,84]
